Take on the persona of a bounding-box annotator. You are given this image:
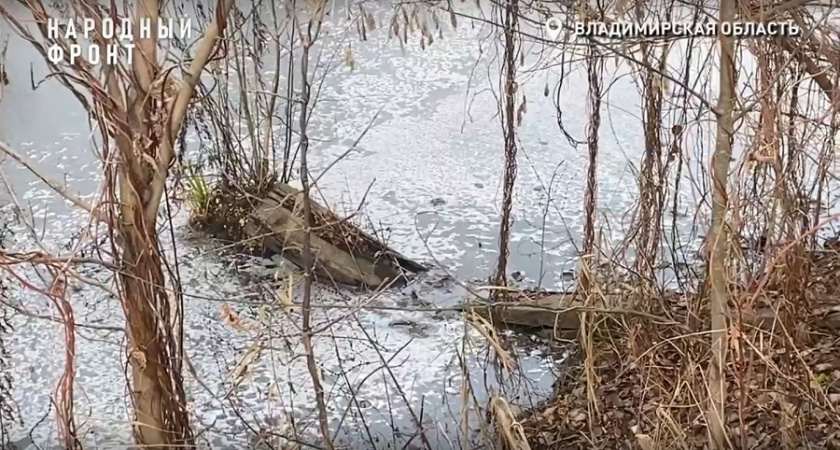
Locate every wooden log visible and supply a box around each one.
[470,293,603,331]
[470,292,840,333]
[244,183,426,287]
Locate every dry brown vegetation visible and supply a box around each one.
[503,1,840,449]
[0,0,839,449]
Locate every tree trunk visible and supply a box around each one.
[634,34,666,288]
[119,217,193,446]
[244,183,426,287]
[580,37,602,295]
[491,0,519,298]
[114,0,234,446]
[114,1,190,445]
[708,0,737,447]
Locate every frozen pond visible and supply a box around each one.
[2,1,839,449]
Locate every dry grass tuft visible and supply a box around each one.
[521,250,840,450]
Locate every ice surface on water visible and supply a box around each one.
[4,3,840,449]
[3,207,563,448]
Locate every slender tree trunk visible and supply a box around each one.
[492,0,519,297]
[0,234,12,447]
[580,45,602,295]
[635,49,665,287]
[120,220,194,446]
[579,31,604,418]
[297,27,335,450]
[708,0,737,447]
[115,1,191,445]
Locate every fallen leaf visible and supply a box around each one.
[231,343,261,388]
[635,432,655,450]
[221,303,245,331]
[816,362,834,372]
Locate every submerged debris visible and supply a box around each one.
[201,182,427,287]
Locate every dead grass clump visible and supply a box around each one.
[189,179,262,251]
[521,254,840,450]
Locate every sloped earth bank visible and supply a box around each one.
[520,255,840,450]
[3,2,840,449]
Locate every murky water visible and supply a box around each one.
[2,1,840,449]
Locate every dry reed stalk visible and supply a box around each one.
[490,396,531,450]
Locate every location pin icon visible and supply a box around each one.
[545,18,563,40]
